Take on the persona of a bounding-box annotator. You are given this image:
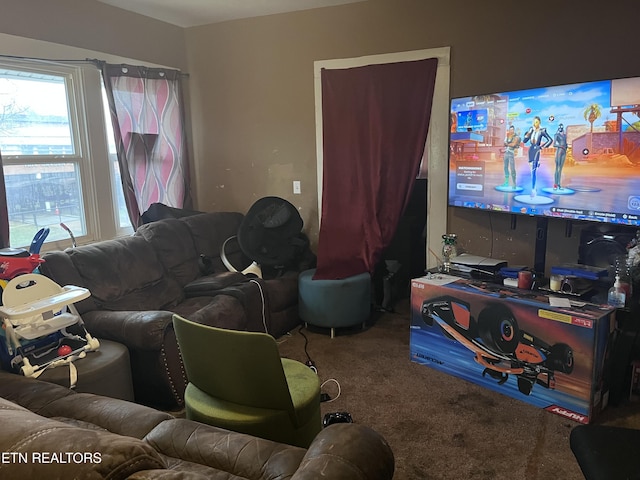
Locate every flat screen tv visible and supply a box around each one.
[448,77,640,227]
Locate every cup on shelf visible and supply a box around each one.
[517,270,533,289]
[549,273,564,292]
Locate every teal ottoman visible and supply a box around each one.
[298,269,371,338]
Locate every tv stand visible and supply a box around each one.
[534,217,548,275]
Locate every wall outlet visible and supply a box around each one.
[293,180,301,194]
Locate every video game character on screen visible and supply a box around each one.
[552,123,568,190]
[464,111,473,129]
[522,116,553,197]
[502,125,521,188]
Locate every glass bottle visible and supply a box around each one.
[613,253,632,302]
[608,275,626,308]
[441,233,458,273]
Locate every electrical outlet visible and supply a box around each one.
[293,180,301,194]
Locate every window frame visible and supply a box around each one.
[0,59,132,250]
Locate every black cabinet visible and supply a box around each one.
[608,298,640,406]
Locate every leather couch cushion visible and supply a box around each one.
[135,218,201,286]
[36,393,174,439]
[127,467,221,479]
[0,397,166,479]
[144,418,306,480]
[263,272,299,312]
[183,271,247,297]
[172,295,255,331]
[0,373,172,439]
[67,236,184,310]
[181,212,246,272]
[38,250,98,314]
[296,424,396,480]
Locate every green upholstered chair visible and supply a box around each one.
[172,314,322,448]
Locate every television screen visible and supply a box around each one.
[447,77,640,227]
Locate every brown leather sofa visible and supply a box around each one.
[39,212,313,409]
[0,371,394,480]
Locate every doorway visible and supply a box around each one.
[313,47,451,272]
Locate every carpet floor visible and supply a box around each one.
[277,298,640,480]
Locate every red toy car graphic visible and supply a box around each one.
[421,296,574,396]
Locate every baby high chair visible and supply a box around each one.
[0,274,100,385]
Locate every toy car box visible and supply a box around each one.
[410,274,616,424]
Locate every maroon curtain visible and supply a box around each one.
[0,151,8,248]
[314,58,438,280]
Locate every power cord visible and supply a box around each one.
[306,359,318,374]
[296,325,341,402]
[298,325,314,366]
[320,378,341,403]
[276,332,291,345]
[248,278,268,334]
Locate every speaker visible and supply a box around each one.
[578,226,635,270]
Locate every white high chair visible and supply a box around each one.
[0,274,100,381]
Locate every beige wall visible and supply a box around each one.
[1,0,638,273]
[185,0,640,272]
[0,0,186,70]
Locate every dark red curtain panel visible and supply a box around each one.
[314,58,438,280]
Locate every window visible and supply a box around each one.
[0,60,131,249]
[101,86,129,229]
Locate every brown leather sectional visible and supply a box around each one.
[39,212,313,409]
[0,371,394,479]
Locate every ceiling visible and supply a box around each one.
[97,0,366,28]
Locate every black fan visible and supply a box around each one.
[221,197,306,278]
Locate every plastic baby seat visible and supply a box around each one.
[0,274,99,381]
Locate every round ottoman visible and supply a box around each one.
[38,339,135,401]
[298,268,371,338]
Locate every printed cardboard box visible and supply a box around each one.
[410,274,616,424]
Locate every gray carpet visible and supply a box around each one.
[278,299,640,480]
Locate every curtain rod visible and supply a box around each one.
[0,53,95,64]
[0,53,189,77]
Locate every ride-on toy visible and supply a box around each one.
[0,249,44,282]
[421,295,574,395]
[0,227,50,292]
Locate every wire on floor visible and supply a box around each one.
[294,325,341,402]
[298,324,313,366]
[321,378,341,402]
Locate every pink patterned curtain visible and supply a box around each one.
[102,64,192,229]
